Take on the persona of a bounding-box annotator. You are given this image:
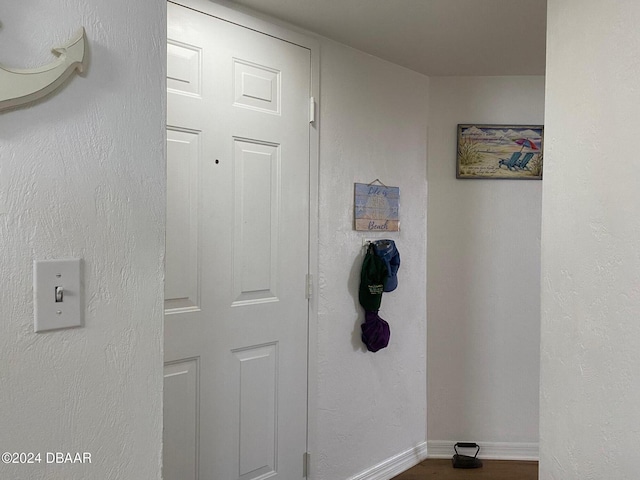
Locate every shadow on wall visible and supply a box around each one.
[349,248,369,352]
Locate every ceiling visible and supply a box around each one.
[230,0,547,76]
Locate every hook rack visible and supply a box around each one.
[362,238,380,248]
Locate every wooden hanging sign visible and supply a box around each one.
[354,181,400,231]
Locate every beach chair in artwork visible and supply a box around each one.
[498,151,522,170]
[516,152,535,170]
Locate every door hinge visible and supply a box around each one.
[309,97,316,124]
[305,274,313,299]
[303,452,311,478]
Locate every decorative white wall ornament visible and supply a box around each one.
[0,28,87,112]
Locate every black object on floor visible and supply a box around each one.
[452,442,483,469]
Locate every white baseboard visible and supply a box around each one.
[427,440,539,461]
[347,442,429,480]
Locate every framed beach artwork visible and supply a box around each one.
[456,124,544,179]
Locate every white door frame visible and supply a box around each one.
[166,0,320,477]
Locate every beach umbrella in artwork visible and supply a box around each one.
[514,138,539,152]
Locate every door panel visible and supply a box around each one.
[163,358,199,480]
[165,3,311,479]
[233,59,280,114]
[165,128,201,311]
[233,343,278,480]
[232,139,280,305]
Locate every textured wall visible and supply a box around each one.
[541,1,640,478]
[0,1,165,479]
[427,77,544,451]
[316,38,428,480]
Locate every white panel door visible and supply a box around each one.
[165,2,311,479]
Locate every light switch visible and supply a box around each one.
[34,259,83,332]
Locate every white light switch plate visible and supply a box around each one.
[34,259,83,332]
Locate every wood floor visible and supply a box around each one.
[391,459,538,480]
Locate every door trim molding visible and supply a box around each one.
[169,0,319,51]
[166,1,321,478]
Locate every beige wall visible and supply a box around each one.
[427,76,544,458]
[541,1,640,477]
[0,1,165,478]
[316,38,429,479]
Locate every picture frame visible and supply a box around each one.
[456,124,544,180]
